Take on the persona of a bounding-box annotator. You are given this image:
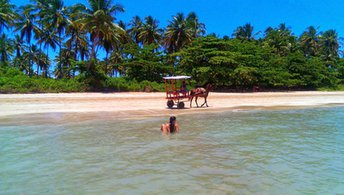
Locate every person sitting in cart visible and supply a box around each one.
[181,81,186,91]
[180,80,187,96]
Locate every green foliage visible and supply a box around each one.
[1,1,344,92]
[177,37,267,88]
[123,43,171,82]
[0,66,88,93]
[77,60,107,90]
[337,58,344,83]
[232,66,258,87]
[104,77,165,92]
[0,66,165,93]
[318,84,344,91]
[176,36,341,90]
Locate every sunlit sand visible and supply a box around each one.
[1,92,344,118]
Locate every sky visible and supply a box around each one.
[13,0,344,40]
[115,0,344,39]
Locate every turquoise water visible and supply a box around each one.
[1,106,344,194]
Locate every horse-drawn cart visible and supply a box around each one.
[163,76,191,109]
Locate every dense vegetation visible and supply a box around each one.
[0,0,343,93]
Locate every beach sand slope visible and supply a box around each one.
[1,92,344,117]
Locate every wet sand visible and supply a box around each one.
[1,92,344,118]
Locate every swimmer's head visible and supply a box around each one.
[169,116,176,124]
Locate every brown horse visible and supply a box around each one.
[189,84,212,108]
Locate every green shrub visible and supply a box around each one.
[0,67,88,93]
[104,77,165,92]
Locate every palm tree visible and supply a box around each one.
[264,23,296,56]
[31,47,49,78]
[66,20,88,60]
[138,16,162,45]
[15,53,30,74]
[117,20,131,44]
[164,13,193,53]
[320,29,339,61]
[31,0,50,56]
[12,34,25,58]
[0,33,13,63]
[43,0,68,78]
[15,5,40,76]
[54,48,75,78]
[12,35,28,72]
[109,50,123,77]
[118,20,126,30]
[0,0,15,33]
[15,5,40,45]
[66,4,89,62]
[80,0,124,70]
[37,52,50,77]
[278,23,288,33]
[128,16,142,44]
[103,38,115,74]
[36,30,58,57]
[103,20,127,74]
[264,26,273,36]
[25,44,42,76]
[186,12,206,38]
[36,30,58,77]
[299,26,320,57]
[233,23,255,41]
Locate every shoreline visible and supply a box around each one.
[1,91,344,118]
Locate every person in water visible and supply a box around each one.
[161,116,180,134]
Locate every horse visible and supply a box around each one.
[189,83,212,108]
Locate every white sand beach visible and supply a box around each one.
[1,91,344,118]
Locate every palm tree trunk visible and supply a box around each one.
[105,52,109,75]
[89,32,98,70]
[29,58,32,77]
[29,44,32,77]
[37,17,43,79]
[73,40,78,78]
[74,40,78,61]
[36,61,39,78]
[59,32,63,79]
[89,41,96,70]
[45,48,49,78]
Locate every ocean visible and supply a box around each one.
[1,106,343,194]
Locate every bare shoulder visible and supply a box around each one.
[175,123,180,132]
[161,123,168,130]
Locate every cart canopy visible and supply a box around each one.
[163,76,191,80]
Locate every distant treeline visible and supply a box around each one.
[0,0,343,93]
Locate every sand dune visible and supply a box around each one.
[1,91,344,117]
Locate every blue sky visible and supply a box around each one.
[115,0,344,39]
[14,0,344,39]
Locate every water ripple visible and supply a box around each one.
[1,106,344,194]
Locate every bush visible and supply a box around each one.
[0,66,171,93]
[104,77,165,92]
[0,67,88,93]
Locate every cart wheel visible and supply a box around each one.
[177,102,185,109]
[167,100,174,108]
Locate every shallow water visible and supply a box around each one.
[1,107,344,194]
